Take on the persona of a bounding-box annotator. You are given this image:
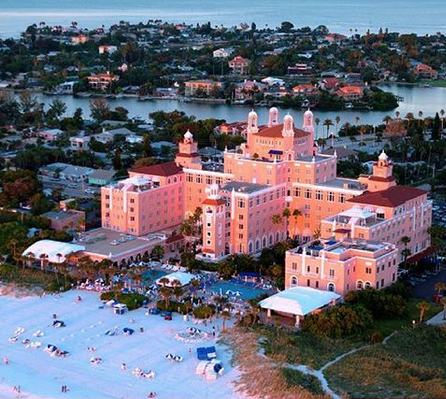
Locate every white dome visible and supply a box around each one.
[184,130,193,139]
[378,150,388,161]
[269,107,278,112]
[304,109,313,116]
[284,113,293,122]
[248,109,258,118]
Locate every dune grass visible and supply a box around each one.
[324,325,446,398]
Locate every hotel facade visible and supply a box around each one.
[101,108,432,295]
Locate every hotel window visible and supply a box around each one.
[315,281,319,288]
[329,269,335,278]
[129,207,134,212]
[292,262,297,270]
[238,234,244,239]
[216,177,222,185]
[315,190,323,200]
[304,189,311,199]
[307,265,310,272]
[294,187,301,197]
[206,176,213,185]
[237,199,245,208]
[105,195,110,200]
[130,217,135,221]
[186,173,193,182]
[338,193,345,203]
[307,279,310,287]
[327,192,335,202]
[196,175,203,183]
[366,267,372,274]
[130,198,135,204]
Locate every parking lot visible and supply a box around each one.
[40,175,100,199]
[402,263,446,300]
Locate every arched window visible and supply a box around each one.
[357,280,363,290]
[262,236,267,247]
[327,283,335,292]
[248,242,253,253]
[291,276,298,286]
[365,281,372,289]
[255,239,260,251]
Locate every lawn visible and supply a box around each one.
[324,325,446,398]
[372,299,441,337]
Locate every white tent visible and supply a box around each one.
[259,286,341,318]
[22,240,85,263]
[155,271,196,287]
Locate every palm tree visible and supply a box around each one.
[191,278,200,297]
[314,117,320,138]
[282,208,291,239]
[405,112,414,130]
[158,277,170,288]
[271,214,283,226]
[335,115,341,134]
[416,301,431,324]
[39,253,48,271]
[400,236,411,265]
[440,109,445,131]
[382,115,392,126]
[434,281,445,297]
[418,110,423,128]
[323,118,334,139]
[292,209,302,239]
[159,287,171,308]
[221,310,231,332]
[26,252,35,268]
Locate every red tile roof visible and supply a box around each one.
[203,198,226,206]
[131,161,183,177]
[256,124,309,139]
[348,186,426,207]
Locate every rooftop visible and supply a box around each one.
[256,124,309,139]
[348,185,427,207]
[222,181,270,194]
[81,228,166,260]
[259,286,341,316]
[131,161,183,177]
[315,178,366,191]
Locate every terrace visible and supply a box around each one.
[108,175,161,193]
[290,238,396,261]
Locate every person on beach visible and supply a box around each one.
[3,357,8,365]
[121,363,126,371]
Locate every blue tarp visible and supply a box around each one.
[326,240,337,246]
[196,346,217,361]
[268,150,283,155]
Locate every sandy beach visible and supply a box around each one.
[0,290,246,399]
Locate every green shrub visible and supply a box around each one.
[302,305,374,338]
[344,287,408,318]
[156,300,189,314]
[99,291,147,310]
[192,304,215,319]
[370,331,384,343]
[0,263,73,292]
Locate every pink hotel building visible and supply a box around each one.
[101,108,432,295]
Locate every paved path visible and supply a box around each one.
[427,310,446,326]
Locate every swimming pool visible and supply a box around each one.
[209,281,265,300]
[143,269,169,282]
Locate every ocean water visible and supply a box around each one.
[0,0,446,38]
